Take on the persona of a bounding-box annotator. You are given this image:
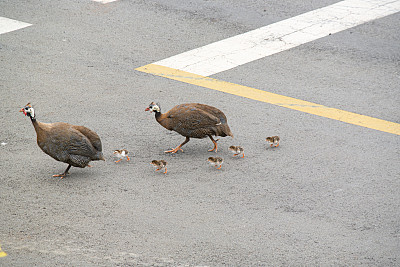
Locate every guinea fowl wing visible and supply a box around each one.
[168,106,221,135]
[71,125,103,152]
[189,103,228,124]
[66,129,99,158]
[37,123,96,164]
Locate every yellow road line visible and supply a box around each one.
[0,244,7,257]
[136,64,400,136]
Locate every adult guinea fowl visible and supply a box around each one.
[145,102,233,153]
[20,103,105,178]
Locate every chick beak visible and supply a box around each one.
[145,107,152,112]
[19,108,26,115]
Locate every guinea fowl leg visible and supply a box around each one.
[165,137,190,153]
[53,164,72,179]
[208,136,219,152]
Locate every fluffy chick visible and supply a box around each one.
[229,145,244,158]
[113,149,130,163]
[151,160,168,174]
[207,157,224,169]
[266,136,280,147]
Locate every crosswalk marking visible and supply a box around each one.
[92,0,119,3]
[0,17,32,35]
[152,0,400,76]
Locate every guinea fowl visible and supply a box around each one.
[145,102,233,153]
[207,157,224,169]
[113,149,130,163]
[150,160,168,174]
[20,103,105,178]
[229,145,244,158]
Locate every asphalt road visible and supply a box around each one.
[1,0,399,266]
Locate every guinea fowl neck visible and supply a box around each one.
[154,110,162,121]
[29,114,37,123]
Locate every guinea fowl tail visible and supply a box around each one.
[97,152,106,161]
[224,126,234,138]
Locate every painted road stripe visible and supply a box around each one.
[153,0,400,76]
[0,244,7,257]
[92,0,119,3]
[136,64,400,136]
[0,17,32,35]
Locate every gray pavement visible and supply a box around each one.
[1,0,399,266]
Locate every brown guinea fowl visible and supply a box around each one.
[145,102,233,153]
[20,103,105,178]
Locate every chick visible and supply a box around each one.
[113,149,130,163]
[266,136,280,147]
[151,160,168,174]
[207,157,224,169]
[229,145,244,158]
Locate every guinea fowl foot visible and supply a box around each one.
[53,165,71,179]
[208,138,219,152]
[52,172,69,179]
[164,147,183,154]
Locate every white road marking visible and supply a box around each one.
[153,0,400,76]
[0,17,32,35]
[92,0,119,3]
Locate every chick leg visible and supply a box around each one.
[216,165,222,169]
[276,142,280,147]
[126,156,130,161]
[163,167,168,174]
[240,153,245,158]
[165,137,190,153]
[208,136,219,152]
[53,164,71,179]
[115,159,122,163]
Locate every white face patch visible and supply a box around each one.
[26,107,35,118]
[152,105,160,112]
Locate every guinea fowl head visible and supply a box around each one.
[19,103,35,119]
[145,102,161,113]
